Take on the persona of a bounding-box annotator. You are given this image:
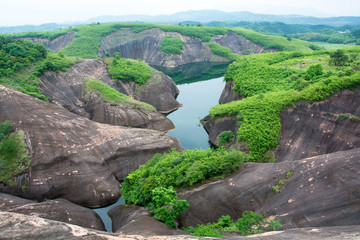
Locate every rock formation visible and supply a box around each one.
[1,211,360,239]
[0,85,182,207]
[39,59,180,129]
[20,31,76,53]
[178,148,360,229]
[108,205,187,235]
[0,193,105,230]
[219,80,243,104]
[276,88,360,161]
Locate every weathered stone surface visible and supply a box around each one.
[20,31,76,53]
[201,115,239,147]
[0,193,105,230]
[179,148,360,229]
[276,88,360,161]
[1,211,360,240]
[219,81,242,104]
[39,59,179,129]
[108,205,187,235]
[98,28,228,68]
[0,85,182,207]
[114,70,182,113]
[211,31,277,55]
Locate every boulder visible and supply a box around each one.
[0,85,182,207]
[108,205,187,235]
[0,193,105,230]
[178,148,360,229]
[39,59,179,129]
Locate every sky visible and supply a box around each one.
[1,0,360,26]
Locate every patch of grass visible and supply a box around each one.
[0,120,12,142]
[339,113,350,120]
[160,36,184,54]
[107,57,153,85]
[218,131,235,145]
[82,78,155,111]
[208,42,240,61]
[0,131,31,187]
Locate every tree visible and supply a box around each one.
[329,49,348,66]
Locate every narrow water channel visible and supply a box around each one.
[94,74,225,232]
[166,77,225,149]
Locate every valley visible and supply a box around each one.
[0,20,359,239]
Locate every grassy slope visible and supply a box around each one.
[82,78,155,111]
[13,23,316,59]
[210,46,360,161]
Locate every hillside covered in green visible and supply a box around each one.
[0,36,74,100]
[13,22,317,59]
[210,46,360,161]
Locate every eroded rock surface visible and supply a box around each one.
[219,80,242,104]
[1,211,360,240]
[108,205,187,235]
[0,193,105,230]
[20,31,76,53]
[178,148,360,229]
[98,28,227,68]
[39,59,179,129]
[0,85,182,207]
[276,88,360,161]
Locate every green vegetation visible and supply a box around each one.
[208,42,239,61]
[210,47,360,161]
[107,53,152,85]
[207,21,360,45]
[149,186,189,229]
[160,36,184,54]
[13,22,315,59]
[272,172,293,194]
[186,211,282,237]
[0,120,12,142]
[0,121,31,188]
[0,36,74,100]
[329,49,349,66]
[122,148,247,228]
[122,148,248,205]
[314,43,356,50]
[218,131,235,145]
[82,78,155,111]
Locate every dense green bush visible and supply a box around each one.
[218,131,235,145]
[148,186,189,229]
[107,57,152,85]
[0,120,12,142]
[82,78,155,111]
[122,148,248,206]
[160,36,184,54]
[185,212,282,237]
[211,46,360,161]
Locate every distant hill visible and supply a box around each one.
[1,10,360,34]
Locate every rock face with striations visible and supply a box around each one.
[0,193,105,230]
[219,80,243,104]
[276,88,360,161]
[20,31,76,53]
[39,59,180,130]
[178,148,360,229]
[0,85,182,207]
